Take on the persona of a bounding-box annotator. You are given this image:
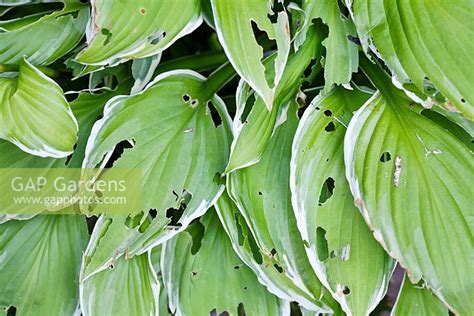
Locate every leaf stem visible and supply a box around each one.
[204,62,237,98]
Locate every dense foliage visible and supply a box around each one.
[0,0,472,315]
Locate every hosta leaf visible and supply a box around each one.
[312,0,359,92]
[227,102,336,313]
[81,70,231,278]
[162,209,290,316]
[215,192,341,313]
[131,53,162,94]
[0,2,88,65]
[75,0,202,66]
[0,58,78,158]
[350,0,474,119]
[345,62,474,314]
[225,27,322,173]
[80,252,160,316]
[0,214,88,315]
[210,0,291,109]
[0,84,126,221]
[290,88,395,315]
[391,275,448,316]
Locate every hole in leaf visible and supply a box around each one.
[250,20,276,87]
[380,151,392,162]
[233,265,240,270]
[207,100,222,127]
[342,285,351,295]
[104,140,134,168]
[324,110,332,117]
[318,177,335,205]
[324,121,336,132]
[258,191,263,196]
[273,263,283,273]
[101,28,112,45]
[189,219,205,255]
[182,94,190,102]
[125,211,144,229]
[6,306,16,316]
[461,98,465,103]
[347,35,361,45]
[316,227,329,261]
[237,303,246,316]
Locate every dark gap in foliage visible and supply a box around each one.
[207,100,223,127]
[240,94,256,124]
[461,98,465,103]
[380,151,392,162]
[5,306,16,316]
[324,121,336,132]
[316,227,329,261]
[189,219,205,255]
[267,0,286,23]
[209,309,230,316]
[166,189,192,227]
[289,302,303,316]
[234,265,240,270]
[347,35,361,45]
[318,177,335,205]
[124,211,144,229]
[234,212,263,264]
[64,143,78,165]
[213,172,225,185]
[270,248,277,256]
[237,303,246,316]
[86,216,98,235]
[104,139,134,168]
[250,20,277,88]
[258,191,263,196]
[323,109,332,117]
[1,3,63,20]
[182,94,191,102]
[149,208,157,219]
[337,0,350,18]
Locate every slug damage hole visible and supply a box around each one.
[380,151,392,162]
[166,189,193,227]
[189,219,205,255]
[318,177,335,206]
[316,227,329,261]
[207,100,222,127]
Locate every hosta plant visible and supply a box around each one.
[0,0,472,315]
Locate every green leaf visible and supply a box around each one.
[0,2,88,65]
[81,70,231,278]
[75,0,202,66]
[350,0,474,119]
[0,214,88,315]
[0,84,126,221]
[392,275,448,316]
[216,192,341,313]
[80,252,160,316]
[227,102,336,313]
[162,209,290,315]
[225,27,323,173]
[345,63,474,314]
[314,0,359,92]
[290,87,395,315]
[210,0,291,110]
[0,58,78,158]
[131,53,162,94]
